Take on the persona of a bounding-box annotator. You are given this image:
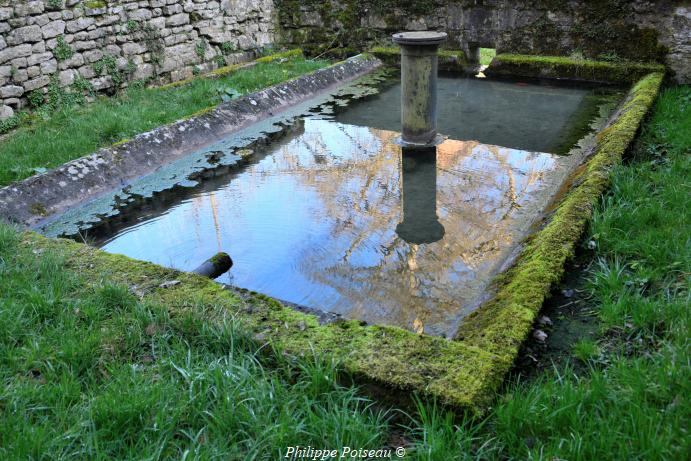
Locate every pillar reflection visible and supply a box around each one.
[395,146,445,244]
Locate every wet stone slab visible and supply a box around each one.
[71,118,574,337]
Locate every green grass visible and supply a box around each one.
[0,76,688,458]
[0,57,327,187]
[479,48,496,66]
[479,84,690,460]
[0,225,391,459]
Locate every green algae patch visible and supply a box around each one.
[485,54,665,84]
[455,73,664,366]
[22,232,502,415]
[256,48,304,63]
[370,46,469,72]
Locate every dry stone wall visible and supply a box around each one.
[1,0,275,120]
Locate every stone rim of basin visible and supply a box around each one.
[392,31,448,46]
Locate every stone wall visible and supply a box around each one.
[1,0,275,120]
[2,1,689,121]
[276,0,690,84]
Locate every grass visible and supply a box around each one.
[481,84,690,459]
[0,225,391,459]
[0,57,327,187]
[0,70,688,457]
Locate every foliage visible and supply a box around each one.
[214,54,226,68]
[195,40,207,60]
[92,54,135,88]
[220,42,236,55]
[0,114,20,135]
[53,35,73,62]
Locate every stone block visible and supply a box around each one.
[132,62,154,80]
[43,20,66,39]
[166,13,189,27]
[31,14,51,27]
[0,44,32,65]
[82,49,103,63]
[14,1,45,17]
[66,17,95,33]
[0,85,23,98]
[0,8,13,21]
[27,52,53,66]
[40,58,58,74]
[130,9,153,21]
[122,42,144,56]
[23,74,50,91]
[0,104,14,121]
[58,69,77,86]
[7,25,43,45]
[57,53,84,70]
[13,69,28,83]
[27,65,40,78]
[77,64,96,79]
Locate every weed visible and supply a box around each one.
[195,40,207,60]
[572,339,601,362]
[221,42,236,55]
[53,35,73,61]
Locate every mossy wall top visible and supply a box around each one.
[276,0,690,83]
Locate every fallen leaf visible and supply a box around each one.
[159,280,180,289]
[413,317,424,335]
[533,329,548,342]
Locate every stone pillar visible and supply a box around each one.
[395,146,445,244]
[392,31,447,146]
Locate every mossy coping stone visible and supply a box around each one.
[370,46,469,71]
[19,71,663,416]
[455,71,664,376]
[485,54,665,84]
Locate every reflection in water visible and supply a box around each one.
[91,119,568,337]
[396,147,445,244]
[335,74,606,154]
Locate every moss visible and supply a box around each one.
[455,72,664,363]
[111,138,131,147]
[29,202,48,217]
[370,46,470,72]
[209,252,232,267]
[256,49,304,64]
[23,232,502,415]
[485,54,665,84]
[84,0,106,8]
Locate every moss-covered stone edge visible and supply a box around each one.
[370,46,471,72]
[485,54,665,84]
[454,72,664,366]
[22,232,503,416]
[157,49,304,91]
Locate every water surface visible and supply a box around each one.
[65,74,614,336]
